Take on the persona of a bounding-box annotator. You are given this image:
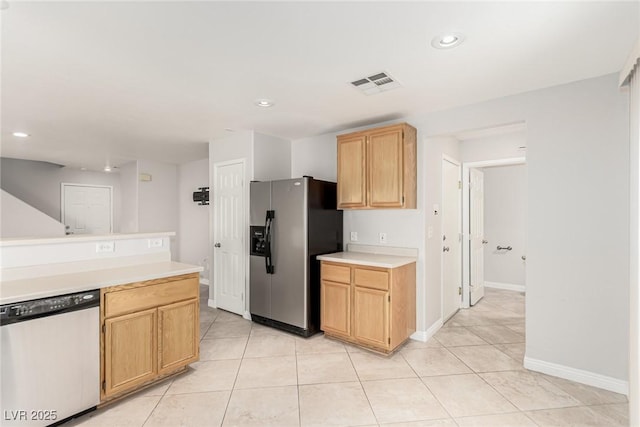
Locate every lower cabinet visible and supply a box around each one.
[353,286,389,348]
[158,299,199,375]
[320,281,351,337]
[320,261,415,353]
[104,309,157,397]
[101,273,200,400]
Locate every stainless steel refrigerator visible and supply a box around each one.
[249,177,343,337]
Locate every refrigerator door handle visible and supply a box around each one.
[265,210,275,274]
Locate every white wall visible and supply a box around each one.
[178,158,210,281]
[137,160,179,259]
[0,158,122,232]
[482,165,527,288]
[119,161,138,233]
[292,73,630,391]
[460,131,527,162]
[0,189,66,238]
[291,134,337,181]
[254,133,291,180]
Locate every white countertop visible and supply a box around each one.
[317,251,417,268]
[0,261,203,305]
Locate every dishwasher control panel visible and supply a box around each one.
[0,289,100,325]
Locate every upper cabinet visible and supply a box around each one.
[337,123,416,209]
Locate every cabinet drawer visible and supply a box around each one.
[321,263,351,284]
[105,276,199,318]
[354,268,389,291]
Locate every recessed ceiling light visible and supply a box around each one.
[103,165,112,172]
[12,131,29,138]
[254,98,275,108]
[431,33,465,49]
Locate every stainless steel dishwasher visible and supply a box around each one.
[0,289,101,426]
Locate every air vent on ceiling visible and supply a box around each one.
[350,71,401,95]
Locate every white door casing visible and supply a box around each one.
[442,157,462,322]
[469,168,485,306]
[61,184,113,234]
[213,160,245,315]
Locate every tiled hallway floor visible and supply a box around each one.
[69,287,628,426]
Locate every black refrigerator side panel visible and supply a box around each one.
[307,179,344,335]
[307,179,343,255]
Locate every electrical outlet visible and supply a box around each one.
[379,233,387,244]
[350,231,358,242]
[427,226,434,239]
[148,238,163,248]
[96,241,115,253]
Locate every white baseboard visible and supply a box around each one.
[524,356,629,395]
[485,281,526,293]
[200,278,210,286]
[243,311,252,321]
[411,318,443,343]
[207,298,216,309]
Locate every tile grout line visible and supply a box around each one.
[218,321,251,427]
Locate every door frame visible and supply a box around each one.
[461,157,525,307]
[441,154,462,322]
[210,158,248,318]
[60,183,114,234]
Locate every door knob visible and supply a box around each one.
[443,246,450,252]
[214,243,221,248]
[482,240,488,244]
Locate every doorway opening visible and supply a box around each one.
[462,157,527,307]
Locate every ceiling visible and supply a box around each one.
[1,1,638,172]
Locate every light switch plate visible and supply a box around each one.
[379,233,387,244]
[350,231,358,242]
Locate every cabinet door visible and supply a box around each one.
[353,287,389,349]
[321,280,351,336]
[337,134,367,208]
[368,127,404,207]
[158,298,199,375]
[104,308,157,397]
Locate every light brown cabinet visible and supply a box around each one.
[320,261,416,353]
[101,273,200,400]
[337,123,416,209]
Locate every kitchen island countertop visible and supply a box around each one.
[0,261,203,305]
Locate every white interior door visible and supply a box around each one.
[470,168,485,305]
[442,158,462,321]
[213,160,245,315]
[62,184,112,234]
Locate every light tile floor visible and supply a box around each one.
[68,287,628,427]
